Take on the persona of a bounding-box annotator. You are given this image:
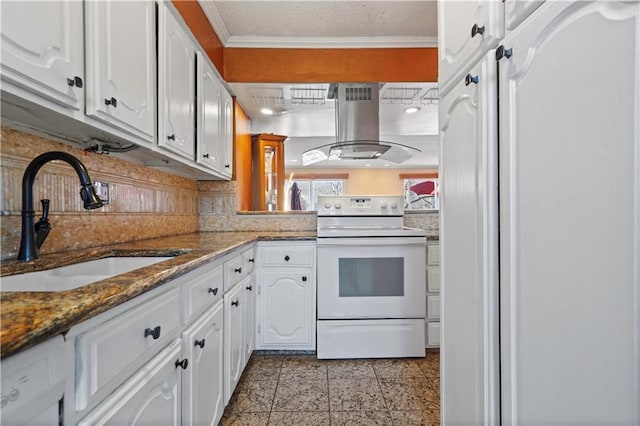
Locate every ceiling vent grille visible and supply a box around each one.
[345,86,372,102]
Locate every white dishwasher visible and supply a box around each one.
[1,335,67,425]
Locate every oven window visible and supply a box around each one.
[338,258,404,297]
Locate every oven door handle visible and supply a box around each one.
[316,237,426,246]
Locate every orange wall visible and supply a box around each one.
[234,102,252,211]
[223,48,438,83]
[173,4,438,83]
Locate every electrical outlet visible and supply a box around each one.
[93,182,109,205]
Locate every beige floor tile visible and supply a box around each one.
[330,410,394,426]
[248,355,285,368]
[226,380,277,413]
[373,359,425,378]
[378,377,439,411]
[327,359,377,379]
[268,411,331,425]
[416,354,440,378]
[241,362,281,382]
[329,378,387,411]
[272,378,329,411]
[280,357,328,380]
[220,412,270,426]
[389,407,440,425]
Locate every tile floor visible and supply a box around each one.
[221,352,440,425]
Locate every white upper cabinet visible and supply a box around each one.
[0,0,84,111]
[438,0,504,94]
[158,4,196,160]
[498,2,639,424]
[505,0,545,32]
[219,87,234,178]
[84,0,156,144]
[196,52,223,172]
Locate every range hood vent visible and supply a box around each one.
[330,83,380,144]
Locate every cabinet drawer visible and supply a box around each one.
[427,322,440,347]
[260,245,315,267]
[180,262,223,324]
[427,266,441,293]
[75,288,180,411]
[427,295,440,320]
[242,247,256,275]
[427,242,440,265]
[224,255,245,291]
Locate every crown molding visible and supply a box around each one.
[224,35,438,49]
[198,1,230,45]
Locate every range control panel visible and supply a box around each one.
[317,195,404,216]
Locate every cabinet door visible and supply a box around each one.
[258,269,315,348]
[0,0,83,110]
[181,301,224,426]
[223,283,245,404]
[84,0,156,143]
[438,0,503,94]
[243,275,255,367]
[219,88,233,178]
[78,340,181,426]
[196,52,222,172]
[505,0,545,32]
[439,53,500,425]
[158,4,195,160]
[498,2,639,424]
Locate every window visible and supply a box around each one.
[404,178,439,210]
[287,179,344,211]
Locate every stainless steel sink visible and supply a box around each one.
[1,257,174,292]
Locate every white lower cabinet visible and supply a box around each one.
[224,280,245,404]
[181,300,224,426]
[257,270,315,349]
[256,241,317,350]
[425,241,441,348]
[78,339,182,426]
[243,274,255,369]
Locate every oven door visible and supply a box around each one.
[317,237,426,319]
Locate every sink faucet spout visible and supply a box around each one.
[18,151,104,262]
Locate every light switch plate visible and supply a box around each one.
[93,182,109,205]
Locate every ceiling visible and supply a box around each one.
[200,1,440,169]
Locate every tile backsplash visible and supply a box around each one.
[0,127,439,260]
[0,127,199,260]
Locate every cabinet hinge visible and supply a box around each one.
[257,285,261,295]
[257,324,261,334]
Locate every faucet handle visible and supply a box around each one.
[40,199,50,220]
[35,199,52,249]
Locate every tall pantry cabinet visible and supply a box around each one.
[439,1,640,425]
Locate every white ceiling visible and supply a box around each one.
[200,1,440,169]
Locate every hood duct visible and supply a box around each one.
[332,83,380,144]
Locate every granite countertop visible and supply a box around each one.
[0,231,315,359]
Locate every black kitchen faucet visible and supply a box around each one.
[18,151,103,261]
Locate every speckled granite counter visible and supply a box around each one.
[0,231,315,359]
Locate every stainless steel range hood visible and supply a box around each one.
[302,83,420,166]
